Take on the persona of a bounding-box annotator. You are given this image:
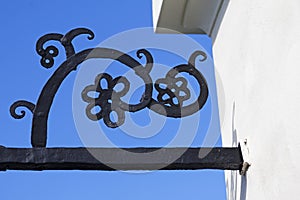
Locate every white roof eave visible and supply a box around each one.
[152,0,229,42]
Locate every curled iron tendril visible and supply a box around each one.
[136,49,153,74]
[36,28,95,69]
[188,50,207,66]
[10,100,35,119]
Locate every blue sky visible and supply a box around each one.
[0,1,226,199]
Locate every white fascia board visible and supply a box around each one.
[152,0,164,28]
[152,0,229,42]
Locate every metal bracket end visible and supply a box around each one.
[239,139,251,176]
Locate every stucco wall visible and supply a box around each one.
[213,0,300,199]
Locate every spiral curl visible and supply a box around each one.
[10,100,35,119]
[36,28,95,69]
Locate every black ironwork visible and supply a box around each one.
[1,28,244,172]
[10,28,208,148]
[0,147,243,171]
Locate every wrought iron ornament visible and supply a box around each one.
[10,28,209,148]
[0,28,245,172]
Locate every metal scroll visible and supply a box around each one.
[9,28,209,147]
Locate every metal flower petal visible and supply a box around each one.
[95,73,113,91]
[86,102,103,121]
[111,76,130,97]
[103,107,125,128]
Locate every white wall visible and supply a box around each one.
[213,0,300,199]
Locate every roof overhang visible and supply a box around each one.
[152,0,229,42]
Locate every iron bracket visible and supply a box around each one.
[239,139,251,175]
[0,28,245,171]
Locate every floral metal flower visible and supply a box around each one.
[155,75,191,107]
[82,73,129,128]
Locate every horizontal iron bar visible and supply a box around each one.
[0,147,243,171]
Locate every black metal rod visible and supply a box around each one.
[0,147,243,171]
